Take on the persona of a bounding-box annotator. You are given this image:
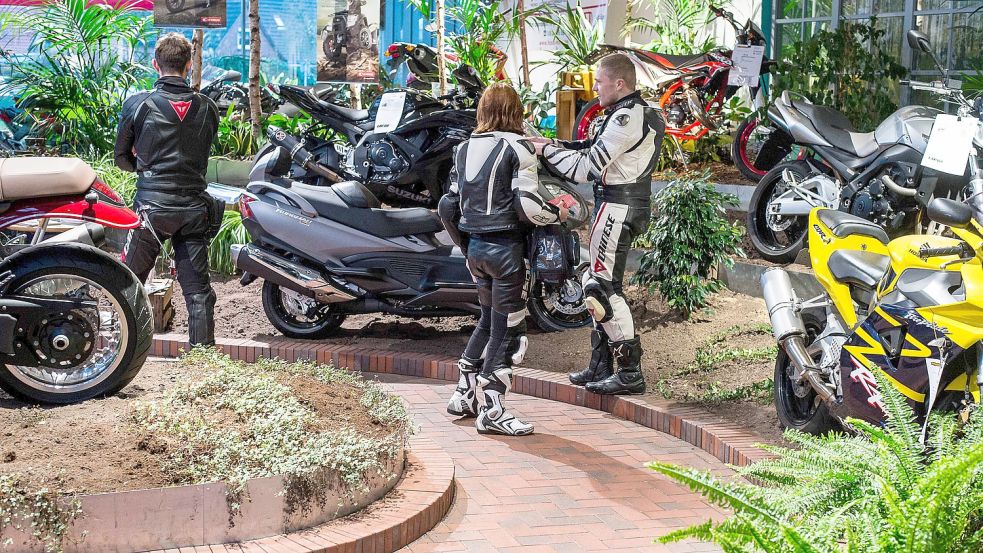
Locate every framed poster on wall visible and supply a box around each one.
[317,0,380,83]
[153,0,227,28]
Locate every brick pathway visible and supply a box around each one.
[379,374,728,553]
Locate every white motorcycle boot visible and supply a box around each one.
[475,368,534,436]
[447,356,481,418]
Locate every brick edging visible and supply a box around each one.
[153,334,773,467]
[147,436,455,553]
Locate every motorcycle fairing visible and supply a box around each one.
[836,303,955,424]
[0,195,140,230]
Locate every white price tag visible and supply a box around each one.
[373,91,407,133]
[727,45,765,87]
[921,114,977,176]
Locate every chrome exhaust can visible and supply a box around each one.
[761,267,806,341]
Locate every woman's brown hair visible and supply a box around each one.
[474,83,525,135]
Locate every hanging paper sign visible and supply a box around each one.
[727,44,765,87]
[374,91,406,133]
[922,114,978,176]
[153,0,227,28]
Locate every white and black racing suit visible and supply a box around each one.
[541,91,665,395]
[438,131,561,436]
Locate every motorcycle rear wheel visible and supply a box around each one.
[747,161,812,264]
[773,313,836,435]
[0,244,152,404]
[527,264,591,332]
[262,281,347,339]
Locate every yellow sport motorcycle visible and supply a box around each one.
[762,122,983,434]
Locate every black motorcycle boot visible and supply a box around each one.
[569,327,613,385]
[447,356,482,418]
[187,289,216,347]
[586,337,645,395]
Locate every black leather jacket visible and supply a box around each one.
[441,132,560,238]
[541,91,664,208]
[115,76,220,199]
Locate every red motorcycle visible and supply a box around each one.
[0,157,152,404]
[573,6,785,180]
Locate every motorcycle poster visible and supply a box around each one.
[153,0,227,28]
[317,0,381,83]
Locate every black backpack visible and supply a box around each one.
[528,224,579,283]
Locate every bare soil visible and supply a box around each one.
[171,278,785,445]
[654,161,756,186]
[0,360,393,494]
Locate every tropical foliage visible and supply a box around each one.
[530,2,603,72]
[774,19,907,132]
[625,0,720,55]
[407,0,517,86]
[651,372,983,552]
[0,0,154,155]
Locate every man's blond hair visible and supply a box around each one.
[597,54,636,90]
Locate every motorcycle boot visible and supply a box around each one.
[187,289,216,347]
[475,368,534,436]
[569,327,614,385]
[586,336,645,395]
[447,356,482,418]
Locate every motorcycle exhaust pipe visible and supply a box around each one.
[42,222,106,248]
[761,268,835,402]
[231,243,356,304]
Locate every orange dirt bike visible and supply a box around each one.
[573,6,788,179]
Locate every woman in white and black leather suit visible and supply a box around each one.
[437,83,569,437]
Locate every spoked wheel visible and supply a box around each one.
[528,264,591,332]
[747,161,812,263]
[262,280,346,339]
[0,244,151,404]
[165,0,185,12]
[774,314,836,435]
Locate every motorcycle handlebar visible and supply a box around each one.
[919,244,970,259]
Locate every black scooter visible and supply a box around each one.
[232,135,592,337]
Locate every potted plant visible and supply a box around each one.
[532,2,602,99]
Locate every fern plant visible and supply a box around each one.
[649,371,983,552]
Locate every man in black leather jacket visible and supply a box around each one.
[115,33,221,347]
[532,54,665,395]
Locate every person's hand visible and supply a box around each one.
[527,137,553,145]
[533,141,546,156]
[557,205,569,222]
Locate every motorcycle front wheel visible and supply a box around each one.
[747,161,812,264]
[165,0,185,12]
[0,243,152,404]
[262,280,347,339]
[773,313,836,435]
[528,264,591,332]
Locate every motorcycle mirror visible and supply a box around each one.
[224,70,242,82]
[906,29,932,53]
[927,198,973,229]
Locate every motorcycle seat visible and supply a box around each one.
[289,182,443,238]
[828,249,889,289]
[816,209,889,244]
[643,51,712,69]
[0,157,95,201]
[315,98,370,122]
[788,97,878,157]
